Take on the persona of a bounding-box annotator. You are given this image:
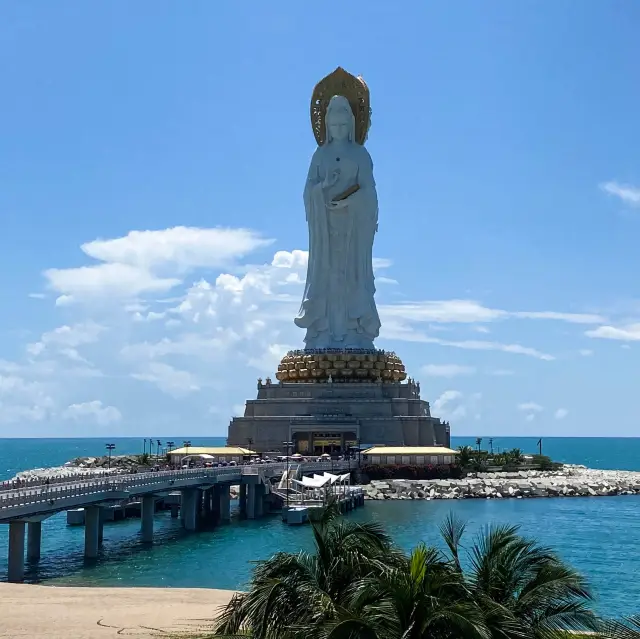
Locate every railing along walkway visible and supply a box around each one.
[0,461,353,515]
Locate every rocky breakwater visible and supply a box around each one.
[362,465,640,501]
[9,455,143,483]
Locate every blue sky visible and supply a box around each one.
[1,1,639,437]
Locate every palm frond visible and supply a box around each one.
[439,511,467,573]
[599,615,640,639]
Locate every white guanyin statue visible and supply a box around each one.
[295,68,381,350]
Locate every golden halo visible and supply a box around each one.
[310,67,371,146]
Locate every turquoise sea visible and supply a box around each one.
[0,436,639,617]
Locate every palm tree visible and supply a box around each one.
[214,499,398,637]
[457,446,474,468]
[508,448,524,465]
[340,543,490,639]
[214,502,489,639]
[440,514,597,638]
[475,438,483,452]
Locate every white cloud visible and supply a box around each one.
[432,390,481,422]
[45,262,181,303]
[62,400,122,425]
[525,414,535,422]
[0,375,54,424]
[82,227,273,270]
[27,322,105,358]
[518,402,543,413]
[381,300,604,326]
[432,390,467,420]
[421,364,476,378]
[131,362,201,398]
[600,181,640,207]
[586,324,640,342]
[5,224,612,435]
[554,408,569,420]
[382,300,506,324]
[579,349,593,356]
[44,227,273,303]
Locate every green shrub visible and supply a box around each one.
[530,454,561,470]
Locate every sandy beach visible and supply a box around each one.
[0,583,235,638]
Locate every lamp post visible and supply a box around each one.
[105,443,115,469]
[143,438,146,455]
[157,440,162,459]
[283,440,293,510]
[183,440,192,466]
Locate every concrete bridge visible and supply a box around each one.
[0,461,352,583]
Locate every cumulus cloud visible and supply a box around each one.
[0,374,54,424]
[27,322,105,361]
[131,362,201,398]
[432,390,481,421]
[0,224,607,434]
[600,181,640,207]
[62,400,122,425]
[554,408,569,420]
[421,364,476,378]
[44,227,273,303]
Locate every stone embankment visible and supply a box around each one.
[10,455,145,483]
[362,465,640,500]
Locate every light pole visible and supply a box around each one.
[143,438,146,455]
[105,443,115,469]
[283,440,293,510]
[183,440,192,466]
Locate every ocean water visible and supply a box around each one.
[0,436,639,617]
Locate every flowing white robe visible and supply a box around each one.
[295,142,381,349]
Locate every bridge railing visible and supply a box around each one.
[0,461,355,513]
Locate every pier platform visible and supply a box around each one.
[0,461,352,583]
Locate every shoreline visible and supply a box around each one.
[361,465,640,500]
[0,582,235,638]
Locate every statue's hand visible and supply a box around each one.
[323,169,340,189]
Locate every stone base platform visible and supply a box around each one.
[227,372,450,455]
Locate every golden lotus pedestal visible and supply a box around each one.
[275,349,406,384]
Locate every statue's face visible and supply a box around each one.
[327,108,350,141]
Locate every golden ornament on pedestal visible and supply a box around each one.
[275,350,406,383]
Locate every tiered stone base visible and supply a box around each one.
[275,349,406,383]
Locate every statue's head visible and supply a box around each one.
[325,95,355,144]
